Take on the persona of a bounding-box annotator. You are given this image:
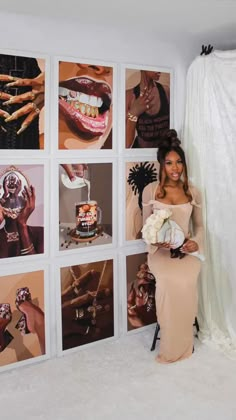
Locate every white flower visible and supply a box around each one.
[141,224,157,245]
[145,214,158,225]
[142,209,172,245]
[153,208,172,220]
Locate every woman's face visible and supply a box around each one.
[0,168,29,218]
[4,173,21,195]
[59,62,113,149]
[144,71,161,82]
[164,150,183,182]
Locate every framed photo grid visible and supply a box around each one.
[0,48,174,370]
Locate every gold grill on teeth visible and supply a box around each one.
[69,101,99,118]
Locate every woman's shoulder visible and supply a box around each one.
[188,183,202,207]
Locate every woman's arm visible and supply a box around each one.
[125,88,150,148]
[191,188,204,254]
[16,186,37,255]
[142,183,154,225]
[142,182,160,254]
[182,186,204,255]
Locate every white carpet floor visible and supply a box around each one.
[1,327,236,420]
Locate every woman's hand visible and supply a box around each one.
[61,269,99,302]
[72,164,88,179]
[0,204,4,224]
[61,164,88,181]
[17,185,35,226]
[2,177,9,200]
[0,72,45,135]
[129,87,151,118]
[181,239,199,253]
[151,242,172,249]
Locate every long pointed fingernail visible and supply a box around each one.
[5,116,13,122]
[3,99,13,105]
[1,126,7,132]
[6,78,17,86]
[17,124,27,135]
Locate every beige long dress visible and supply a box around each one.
[142,181,204,363]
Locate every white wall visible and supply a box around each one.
[0,11,200,367]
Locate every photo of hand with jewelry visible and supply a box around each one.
[127,254,156,331]
[126,68,170,148]
[60,260,114,351]
[0,54,45,149]
[0,270,45,368]
[58,61,113,149]
[126,161,159,241]
[59,163,112,250]
[0,165,44,259]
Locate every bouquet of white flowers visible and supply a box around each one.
[141,208,185,249]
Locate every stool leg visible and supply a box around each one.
[150,322,160,351]
[194,317,199,332]
[193,317,199,338]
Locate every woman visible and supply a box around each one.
[126,70,169,148]
[142,129,204,363]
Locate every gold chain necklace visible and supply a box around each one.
[3,226,19,242]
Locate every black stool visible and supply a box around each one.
[150,316,200,351]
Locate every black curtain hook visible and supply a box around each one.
[200,44,214,56]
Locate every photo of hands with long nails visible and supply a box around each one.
[0,54,45,149]
[126,69,170,149]
[59,61,113,150]
[0,271,45,367]
[127,254,157,330]
[0,165,44,259]
[61,260,114,350]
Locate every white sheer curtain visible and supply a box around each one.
[183,50,236,357]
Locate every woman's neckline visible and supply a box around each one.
[153,199,191,207]
[153,182,192,206]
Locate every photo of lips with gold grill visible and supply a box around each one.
[58,62,113,150]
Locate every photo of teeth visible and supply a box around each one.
[59,87,103,117]
[58,61,113,150]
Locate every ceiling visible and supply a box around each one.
[1,0,236,45]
